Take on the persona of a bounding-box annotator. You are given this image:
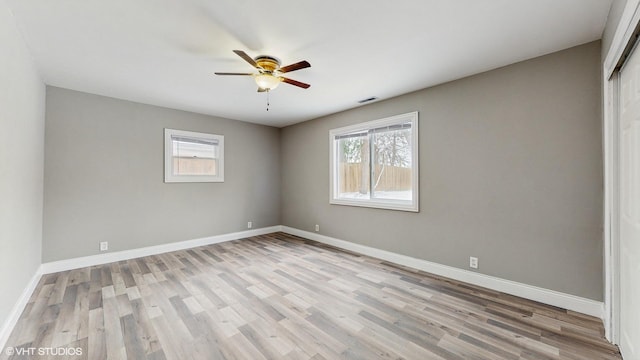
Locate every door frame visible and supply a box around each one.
[603,0,640,343]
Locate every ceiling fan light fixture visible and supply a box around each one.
[255,73,281,90]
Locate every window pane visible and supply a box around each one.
[371,124,412,200]
[172,136,218,176]
[329,111,418,212]
[336,133,369,199]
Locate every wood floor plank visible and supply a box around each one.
[120,314,146,359]
[87,308,106,360]
[149,316,189,360]
[1,232,621,360]
[129,298,161,355]
[102,295,126,360]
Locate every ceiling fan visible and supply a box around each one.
[215,50,311,92]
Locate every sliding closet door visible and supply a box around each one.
[618,40,640,360]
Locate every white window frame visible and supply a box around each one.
[329,111,419,212]
[164,128,224,183]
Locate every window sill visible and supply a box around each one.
[330,198,419,212]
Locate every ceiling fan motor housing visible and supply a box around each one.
[255,56,280,73]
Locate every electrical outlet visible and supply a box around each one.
[315,224,320,232]
[247,221,252,229]
[469,256,478,269]
[100,242,108,252]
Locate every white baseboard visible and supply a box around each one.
[0,265,43,351]
[281,226,604,319]
[41,226,281,274]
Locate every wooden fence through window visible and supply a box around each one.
[339,163,411,193]
[173,157,217,176]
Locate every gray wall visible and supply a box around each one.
[43,87,280,262]
[281,41,604,300]
[0,0,45,333]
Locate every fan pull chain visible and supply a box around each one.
[266,89,270,111]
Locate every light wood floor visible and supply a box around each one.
[2,232,621,359]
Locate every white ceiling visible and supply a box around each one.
[6,0,612,127]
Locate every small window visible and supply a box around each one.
[329,112,419,212]
[164,128,224,183]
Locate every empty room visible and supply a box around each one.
[1,0,639,359]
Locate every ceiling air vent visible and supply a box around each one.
[358,97,378,104]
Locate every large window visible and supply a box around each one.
[330,112,418,212]
[164,128,224,183]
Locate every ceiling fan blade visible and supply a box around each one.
[214,72,254,76]
[233,50,259,68]
[279,60,311,73]
[281,77,310,89]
